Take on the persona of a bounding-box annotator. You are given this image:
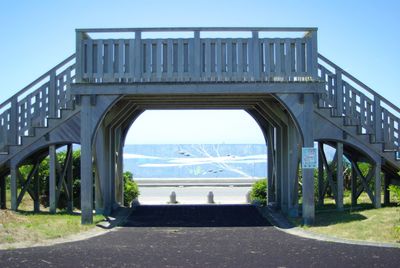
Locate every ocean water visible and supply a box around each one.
[123,144,268,179]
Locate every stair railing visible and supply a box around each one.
[0,55,76,152]
[318,54,400,151]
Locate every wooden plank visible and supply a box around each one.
[274,39,281,76]
[178,39,184,80]
[226,40,233,80]
[86,39,93,80]
[167,39,173,80]
[237,39,243,80]
[145,39,152,80]
[204,39,211,80]
[117,39,124,79]
[96,40,104,80]
[284,39,291,81]
[252,32,260,81]
[216,39,222,81]
[156,39,162,80]
[128,39,135,80]
[134,31,142,81]
[193,31,201,81]
[295,39,302,75]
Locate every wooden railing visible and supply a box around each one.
[0,55,76,152]
[75,27,319,83]
[318,54,400,151]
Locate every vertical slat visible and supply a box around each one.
[134,31,142,81]
[263,40,271,80]
[145,39,152,81]
[252,31,260,81]
[374,97,383,142]
[295,39,302,75]
[216,39,222,81]
[382,109,389,143]
[193,31,201,81]
[128,39,135,81]
[96,40,103,80]
[205,39,211,80]
[227,40,233,80]
[156,39,163,80]
[86,39,93,80]
[49,145,57,214]
[118,39,124,79]
[275,39,281,76]
[48,71,57,118]
[284,39,291,81]
[335,69,343,116]
[178,39,184,80]
[167,39,173,80]
[237,39,243,80]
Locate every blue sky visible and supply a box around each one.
[1,0,399,144]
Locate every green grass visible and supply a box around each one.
[292,193,400,244]
[1,190,105,246]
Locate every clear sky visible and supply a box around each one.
[1,0,399,144]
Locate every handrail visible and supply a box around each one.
[76,27,317,34]
[0,54,76,110]
[318,53,400,114]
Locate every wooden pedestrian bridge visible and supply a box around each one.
[0,27,399,225]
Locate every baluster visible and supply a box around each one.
[177,39,184,81]
[275,39,282,77]
[216,39,222,81]
[237,39,243,80]
[226,40,233,81]
[117,39,124,80]
[295,39,302,76]
[96,40,104,81]
[167,39,173,80]
[86,39,93,81]
[374,97,383,142]
[134,31,142,82]
[252,31,260,81]
[335,69,343,117]
[192,31,200,81]
[49,71,57,118]
[9,97,18,145]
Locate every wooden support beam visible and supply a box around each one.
[352,162,375,203]
[351,161,358,206]
[383,173,390,205]
[10,165,17,211]
[16,163,39,209]
[0,175,6,209]
[49,145,57,214]
[374,159,381,208]
[66,144,74,213]
[33,165,40,213]
[336,142,344,211]
[317,142,324,206]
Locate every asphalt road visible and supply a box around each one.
[1,205,399,267]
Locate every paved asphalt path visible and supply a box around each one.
[1,205,399,267]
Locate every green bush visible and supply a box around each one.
[250,179,267,206]
[123,171,140,207]
[388,185,400,205]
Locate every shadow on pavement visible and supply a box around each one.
[123,204,272,228]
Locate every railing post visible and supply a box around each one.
[310,30,318,80]
[373,96,383,142]
[134,31,142,81]
[48,71,57,118]
[252,31,261,81]
[193,30,201,81]
[9,97,18,145]
[75,30,84,83]
[335,68,343,117]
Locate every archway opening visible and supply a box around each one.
[123,109,268,205]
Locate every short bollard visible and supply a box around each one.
[169,191,177,204]
[246,191,251,203]
[207,191,214,204]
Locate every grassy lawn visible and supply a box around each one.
[291,193,400,244]
[0,190,105,246]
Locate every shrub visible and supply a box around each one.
[123,171,140,207]
[250,178,267,206]
[388,185,400,205]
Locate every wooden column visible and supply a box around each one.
[374,159,382,208]
[351,162,358,206]
[33,165,40,213]
[49,145,57,214]
[302,93,315,225]
[383,174,390,205]
[336,142,344,211]
[81,96,94,224]
[317,142,324,206]
[10,164,18,211]
[0,175,6,209]
[66,144,74,213]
